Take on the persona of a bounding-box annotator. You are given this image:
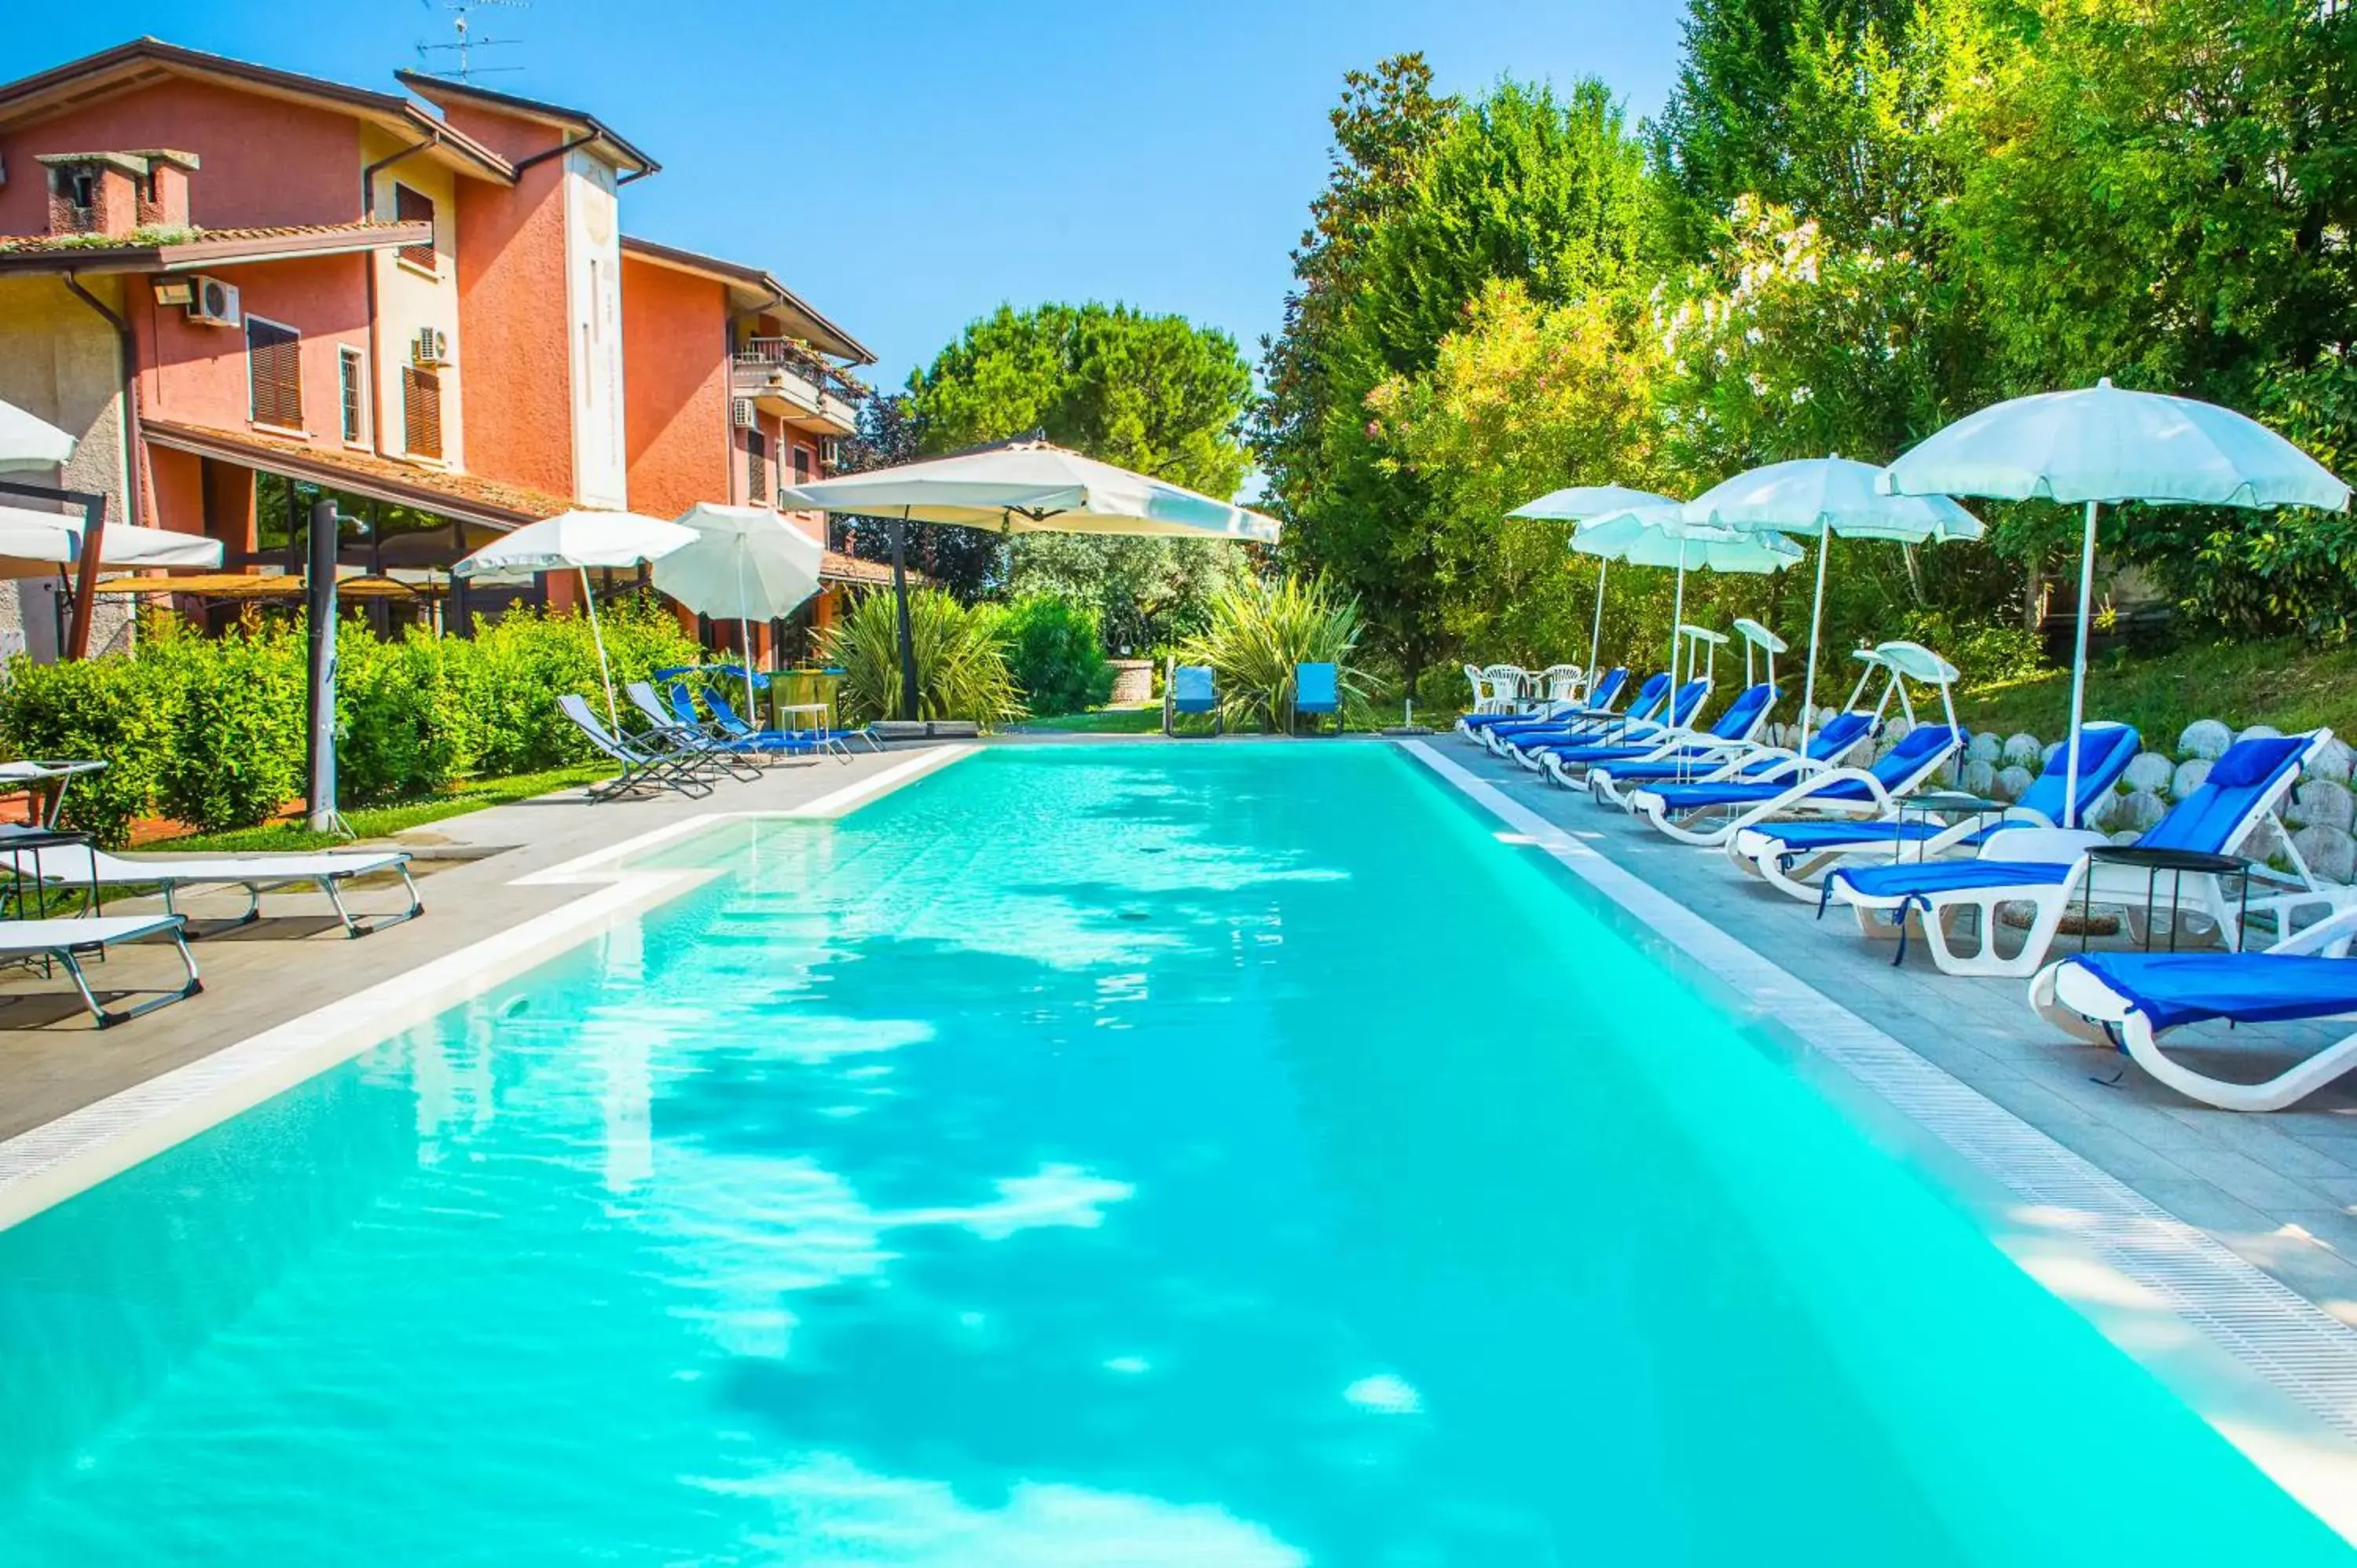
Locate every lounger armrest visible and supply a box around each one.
[2261,891,2357,955]
[1980,826,2109,865]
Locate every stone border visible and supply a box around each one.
[0,745,976,1232]
[1401,738,2357,1538]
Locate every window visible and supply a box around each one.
[338,346,367,444]
[402,365,443,460]
[792,445,812,485]
[245,316,303,430]
[394,183,437,272]
[746,429,768,502]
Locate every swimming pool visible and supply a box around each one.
[0,744,2347,1564]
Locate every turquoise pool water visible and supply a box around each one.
[0,745,2347,1565]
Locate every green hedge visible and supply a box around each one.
[0,599,701,845]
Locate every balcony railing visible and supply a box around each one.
[735,338,869,405]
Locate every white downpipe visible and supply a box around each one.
[1798,515,1831,754]
[2061,498,2100,830]
[581,565,619,732]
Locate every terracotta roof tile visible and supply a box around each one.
[142,420,574,526]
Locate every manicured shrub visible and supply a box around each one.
[999,592,1116,716]
[1178,573,1373,732]
[0,647,182,845]
[337,628,470,805]
[823,587,1024,726]
[152,622,308,833]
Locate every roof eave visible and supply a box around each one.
[0,221,435,277]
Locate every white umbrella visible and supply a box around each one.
[1573,507,1802,687]
[0,398,75,473]
[654,504,825,719]
[1883,378,2351,826]
[453,509,697,730]
[1508,485,1680,681]
[0,504,222,577]
[783,438,1281,718]
[1687,456,1981,750]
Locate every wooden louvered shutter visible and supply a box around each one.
[402,366,443,460]
[394,184,437,271]
[746,430,768,503]
[245,318,303,430]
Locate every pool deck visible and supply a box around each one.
[1426,732,2357,1331]
[2,734,2355,1339]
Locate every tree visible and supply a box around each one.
[904,302,1257,648]
[1255,64,1655,687]
[828,391,1003,602]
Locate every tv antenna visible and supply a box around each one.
[416,0,527,82]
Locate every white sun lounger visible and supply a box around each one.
[0,914,200,1027]
[1,832,423,940]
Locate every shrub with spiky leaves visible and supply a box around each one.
[822,587,1025,727]
[1178,574,1373,732]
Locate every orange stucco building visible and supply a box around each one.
[0,38,878,658]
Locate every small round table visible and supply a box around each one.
[2079,844,2251,953]
[1890,790,2006,861]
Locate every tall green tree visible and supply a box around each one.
[904,302,1257,649]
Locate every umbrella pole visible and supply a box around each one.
[581,566,620,733]
[1667,540,1688,691]
[1798,518,1831,753]
[890,510,918,722]
[737,537,758,727]
[2062,500,2099,830]
[1586,560,1607,694]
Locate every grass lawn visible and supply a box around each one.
[149,763,610,855]
[1012,705,1164,735]
[1952,636,2357,748]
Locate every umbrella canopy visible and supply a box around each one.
[0,504,222,579]
[783,438,1279,719]
[1508,484,1679,522]
[454,509,697,731]
[1883,379,2352,825]
[1574,508,1800,686]
[1688,456,1981,749]
[654,504,825,716]
[782,439,1280,541]
[0,398,75,474]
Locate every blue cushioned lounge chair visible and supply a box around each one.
[1458,667,1626,738]
[1293,662,1340,735]
[1510,676,1708,771]
[1727,720,2141,899]
[1491,671,1665,759]
[1826,731,2328,978]
[1167,665,1221,736]
[1539,680,1772,789]
[2029,898,2357,1111]
[1591,709,1878,808]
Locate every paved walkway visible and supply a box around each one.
[1437,733,2357,1327]
[0,749,937,1145]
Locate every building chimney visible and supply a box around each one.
[130,150,200,229]
[38,152,140,238]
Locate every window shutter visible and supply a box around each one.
[403,366,443,459]
[246,318,303,430]
[339,350,366,443]
[394,185,437,271]
[746,430,768,502]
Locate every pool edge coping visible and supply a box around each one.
[0,744,977,1233]
[1400,737,2357,1540]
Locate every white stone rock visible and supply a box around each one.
[2040,741,2065,775]
[2308,737,2355,784]
[1884,717,1914,746]
[2178,719,2233,760]
[1965,733,2002,764]
[2111,789,2169,834]
[2122,752,2176,794]
[2079,789,2118,830]
[1958,758,1998,797]
[2241,817,2289,869]
[2001,733,2043,768]
[2110,829,2143,846]
[2290,779,2355,833]
[2236,724,2285,746]
[2171,757,2212,800]
[2293,824,2357,885]
[1994,764,2033,803]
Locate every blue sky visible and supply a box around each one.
[13,2,1687,388]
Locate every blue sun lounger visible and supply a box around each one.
[1826,731,2326,977]
[1590,708,1878,802]
[1540,680,1773,788]
[2030,898,2357,1111]
[1480,665,1669,754]
[1726,720,2141,899]
[1509,676,1706,770]
[1459,667,1627,738]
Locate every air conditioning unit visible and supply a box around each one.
[184,275,240,328]
[730,397,755,430]
[412,327,452,366]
